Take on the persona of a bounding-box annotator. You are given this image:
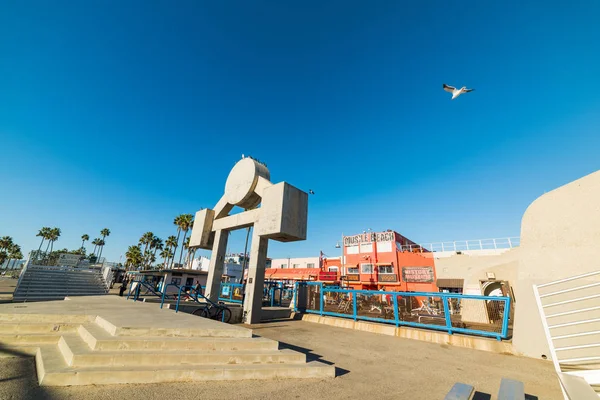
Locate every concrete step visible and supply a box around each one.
[0,333,62,346]
[15,290,107,295]
[13,295,107,302]
[0,313,93,324]
[58,334,305,368]
[93,315,252,338]
[78,323,279,352]
[36,344,335,386]
[0,323,80,334]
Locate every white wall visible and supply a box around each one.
[513,170,600,359]
[269,257,319,269]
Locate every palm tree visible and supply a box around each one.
[139,232,154,253]
[176,214,194,268]
[97,228,110,263]
[49,227,61,253]
[164,235,177,269]
[159,248,173,269]
[36,227,51,256]
[151,236,163,266]
[5,244,22,269]
[92,238,102,256]
[125,245,143,271]
[0,237,14,268]
[0,236,13,252]
[81,234,89,250]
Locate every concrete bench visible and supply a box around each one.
[444,382,474,400]
[497,378,524,400]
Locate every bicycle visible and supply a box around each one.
[183,286,232,323]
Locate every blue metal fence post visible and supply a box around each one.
[501,297,511,340]
[293,282,298,312]
[393,294,400,327]
[352,290,357,321]
[160,285,167,309]
[175,285,183,313]
[442,294,453,335]
[319,283,324,316]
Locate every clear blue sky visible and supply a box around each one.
[1,1,599,262]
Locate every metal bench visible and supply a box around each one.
[444,383,474,400]
[497,378,525,400]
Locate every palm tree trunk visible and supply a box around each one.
[93,245,98,256]
[173,229,181,268]
[178,230,188,267]
[45,240,51,254]
[81,240,85,249]
[37,238,45,254]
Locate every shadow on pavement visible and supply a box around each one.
[0,346,56,400]
[472,390,539,400]
[277,340,350,377]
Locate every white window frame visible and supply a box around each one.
[360,263,374,274]
[347,267,359,274]
[292,263,300,269]
[378,265,394,274]
[280,263,286,268]
[328,266,339,272]
[306,263,315,268]
[360,243,373,253]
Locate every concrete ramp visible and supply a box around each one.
[0,296,334,386]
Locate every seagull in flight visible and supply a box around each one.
[443,84,474,100]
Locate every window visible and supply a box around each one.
[360,243,373,253]
[378,265,394,274]
[292,264,300,269]
[170,277,181,286]
[306,263,315,268]
[328,266,339,272]
[360,263,374,274]
[347,245,359,255]
[347,267,359,274]
[280,263,286,268]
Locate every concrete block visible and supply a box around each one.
[189,208,215,250]
[257,182,308,242]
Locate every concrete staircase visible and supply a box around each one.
[0,296,335,386]
[14,266,108,302]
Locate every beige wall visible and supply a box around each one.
[512,170,600,359]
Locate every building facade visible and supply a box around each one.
[269,257,320,269]
[324,230,438,292]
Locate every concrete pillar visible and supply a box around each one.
[205,229,229,302]
[242,229,269,324]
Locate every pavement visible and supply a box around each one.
[0,277,563,400]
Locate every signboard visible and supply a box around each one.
[345,274,360,281]
[401,267,434,283]
[343,231,395,247]
[221,285,231,297]
[57,254,82,267]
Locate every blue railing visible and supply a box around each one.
[218,283,244,304]
[294,282,511,341]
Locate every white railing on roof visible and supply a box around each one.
[534,270,600,399]
[401,237,520,253]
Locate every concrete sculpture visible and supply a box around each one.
[189,157,308,323]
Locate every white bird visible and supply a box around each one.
[443,84,475,100]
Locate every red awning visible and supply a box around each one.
[264,268,321,281]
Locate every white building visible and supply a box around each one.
[269,257,320,269]
[190,256,243,283]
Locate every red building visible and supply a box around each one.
[324,230,438,292]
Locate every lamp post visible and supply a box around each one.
[336,233,344,287]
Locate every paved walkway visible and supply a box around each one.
[1,316,562,400]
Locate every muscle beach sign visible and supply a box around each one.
[343,231,395,247]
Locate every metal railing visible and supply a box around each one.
[401,237,520,253]
[533,270,600,398]
[295,282,511,340]
[218,283,244,304]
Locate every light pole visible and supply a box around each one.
[336,233,344,287]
